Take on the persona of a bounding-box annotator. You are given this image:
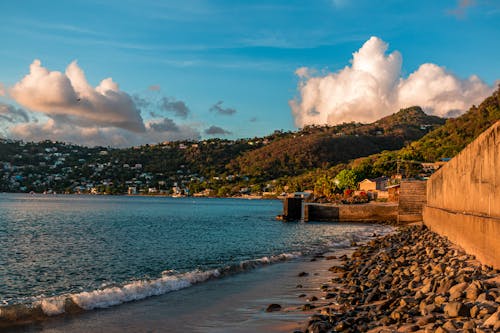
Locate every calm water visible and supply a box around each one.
[0,193,391,318]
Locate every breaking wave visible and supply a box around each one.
[0,252,300,326]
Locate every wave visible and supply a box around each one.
[0,252,300,327]
[326,225,394,249]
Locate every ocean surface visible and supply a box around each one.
[0,193,392,330]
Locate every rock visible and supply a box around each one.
[329,265,346,273]
[434,295,447,306]
[307,296,318,302]
[448,282,469,296]
[416,314,436,326]
[421,303,438,316]
[298,271,309,277]
[364,287,380,304]
[334,320,350,331]
[444,301,470,318]
[397,324,419,332]
[302,303,315,311]
[325,255,337,260]
[442,320,456,330]
[434,327,448,333]
[265,303,282,312]
[324,292,336,299]
[462,320,476,329]
[307,320,331,333]
[298,294,306,298]
[476,292,494,302]
[482,309,500,328]
[296,284,303,288]
[465,280,483,300]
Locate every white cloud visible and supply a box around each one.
[5,60,202,146]
[290,36,495,127]
[10,60,146,132]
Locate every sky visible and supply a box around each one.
[0,0,499,147]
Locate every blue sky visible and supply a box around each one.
[0,0,498,146]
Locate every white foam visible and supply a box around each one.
[35,269,219,315]
[71,269,220,310]
[238,252,301,269]
[40,296,66,315]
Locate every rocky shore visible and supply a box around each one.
[294,225,500,333]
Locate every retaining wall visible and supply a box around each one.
[423,121,500,269]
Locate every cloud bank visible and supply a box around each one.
[4,60,202,147]
[289,36,495,127]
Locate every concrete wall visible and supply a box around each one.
[423,121,500,269]
[304,203,397,223]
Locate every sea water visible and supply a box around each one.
[0,193,392,328]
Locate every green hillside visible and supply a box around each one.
[227,106,444,179]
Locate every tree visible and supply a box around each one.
[335,169,358,191]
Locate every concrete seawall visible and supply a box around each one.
[423,121,500,269]
[304,203,398,223]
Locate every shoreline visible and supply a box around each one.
[285,225,500,332]
[4,224,498,332]
[0,224,391,332]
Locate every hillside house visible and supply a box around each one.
[358,177,389,192]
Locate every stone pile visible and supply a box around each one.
[299,225,500,333]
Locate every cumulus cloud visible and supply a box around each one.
[204,125,231,135]
[10,59,145,132]
[3,60,203,146]
[0,103,30,123]
[160,97,190,118]
[209,101,237,115]
[290,36,495,127]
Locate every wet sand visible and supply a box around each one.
[7,248,355,333]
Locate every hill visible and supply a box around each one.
[399,88,500,162]
[227,106,444,179]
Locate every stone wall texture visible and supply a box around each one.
[423,121,500,269]
[398,181,427,223]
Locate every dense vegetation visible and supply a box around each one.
[227,106,444,179]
